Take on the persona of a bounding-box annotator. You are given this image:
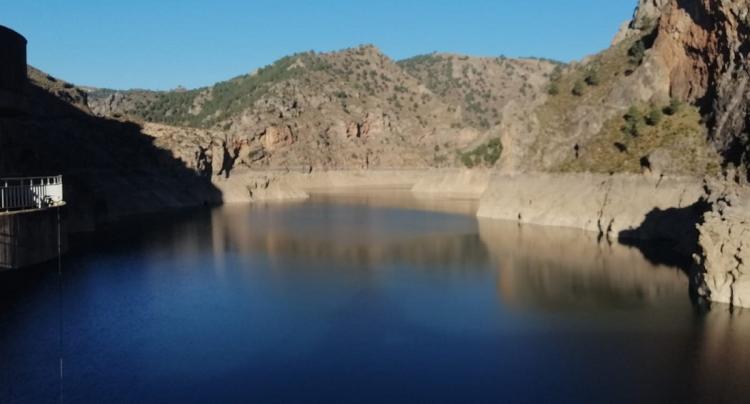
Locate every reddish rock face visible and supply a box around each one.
[650,0,750,165]
[261,125,295,151]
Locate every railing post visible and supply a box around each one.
[0,176,63,210]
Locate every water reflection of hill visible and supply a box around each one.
[204,198,692,311]
[477,219,689,310]
[72,197,750,402]
[692,307,750,402]
[308,190,480,216]
[209,203,488,271]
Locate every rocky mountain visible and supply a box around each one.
[79,0,750,182]
[86,46,556,171]
[650,0,750,180]
[14,0,750,203]
[14,0,750,183]
[516,0,750,180]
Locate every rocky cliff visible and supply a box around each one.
[86,47,555,172]
[695,178,750,308]
[49,0,750,181]
[612,0,750,178]
[620,0,750,308]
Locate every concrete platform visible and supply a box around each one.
[0,205,67,269]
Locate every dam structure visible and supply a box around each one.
[0,25,67,269]
[0,25,27,114]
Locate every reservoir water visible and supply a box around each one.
[2,191,749,403]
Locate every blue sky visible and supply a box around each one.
[4,0,635,90]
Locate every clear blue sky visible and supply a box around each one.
[4,0,636,90]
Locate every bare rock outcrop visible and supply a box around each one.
[260,125,295,151]
[648,0,750,175]
[695,179,750,308]
[213,171,309,203]
[86,46,559,171]
[613,0,670,45]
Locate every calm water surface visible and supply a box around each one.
[1,191,749,403]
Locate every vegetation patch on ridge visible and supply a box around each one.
[114,52,329,127]
[558,102,721,175]
[459,138,502,168]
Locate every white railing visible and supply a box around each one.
[0,176,64,211]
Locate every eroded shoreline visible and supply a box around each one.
[210,168,749,308]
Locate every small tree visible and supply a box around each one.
[584,68,600,86]
[550,65,563,82]
[623,106,642,136]
[624,106,641,123]
[646,105,663,126]
[484,138,503,164]
[628,40,646,65]
[547,82,560,95]
[572,80,585,96]
[663,98,682,116]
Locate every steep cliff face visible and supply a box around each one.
[515,31,716,174]
[517,0,750,178]
[648,0,750,174]
[630,0,750,308]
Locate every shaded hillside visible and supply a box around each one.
[0,67,222,231]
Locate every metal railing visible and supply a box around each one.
[0,175,64,211]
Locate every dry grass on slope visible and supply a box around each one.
[558,102,721,175]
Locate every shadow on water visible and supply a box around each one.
[617,199,711,270]
[617,199,712,306]
[477,219,691,311]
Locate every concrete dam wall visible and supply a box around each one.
[0,206,67,269]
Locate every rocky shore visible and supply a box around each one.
[474,173,750,309]
[477,173,705,242]
[211,168,485,203]
[695,181,750,308]
[204,167,750,309]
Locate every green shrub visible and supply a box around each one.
[584,68,600,86]
[572,80,585,96]
[459,138,502,168]
[624,106,641,124]
[622,106,643,136]
[550,65,563,82]
[628,40,646,65]
[461,153,475,168]
[663,98,682,116]
[484,138,502,164]
[645,106,663,126]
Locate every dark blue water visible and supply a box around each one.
[2,192,749,403]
